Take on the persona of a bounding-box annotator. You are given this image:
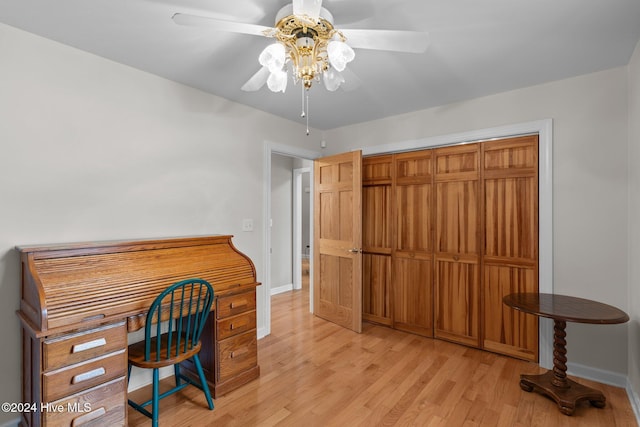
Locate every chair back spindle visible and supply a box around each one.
[144,279,213,362]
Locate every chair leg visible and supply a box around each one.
[174,363,181,387]
[152,368,160,427]
[192,355,214,410]
[127,364,132,385]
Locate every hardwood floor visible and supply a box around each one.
[129,266,636,426]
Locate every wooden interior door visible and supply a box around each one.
[434,144,481,347]
[393,150,434,337]
[362,155,393,326]
[482,136,539,361]
[314,151,363,333]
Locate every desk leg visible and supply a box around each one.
[519,320,606,415]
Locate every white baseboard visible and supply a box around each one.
[270,283,293,296]
[127,366,174,392]
[627,379,640,425]
[567,362,627,387]
[258,326,268,339]
[567,361,640,424]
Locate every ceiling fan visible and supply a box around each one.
[172,0,429,132]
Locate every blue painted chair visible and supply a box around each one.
[127,278,215,427]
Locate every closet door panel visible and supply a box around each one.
[433,144,480,347]
[363,253,392,325]
[435,181,479,255]
[395,184,432,253]
[482,136,538,361]
[392,150,434,337]
[363,185,392,253]
[392,255,433,337]
[483,264,537,360]
[484,177,537,260]
[362,155,393,326]
[434,259,479,346]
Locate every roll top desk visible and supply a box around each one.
[17,235,260,427]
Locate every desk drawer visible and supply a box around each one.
[217,330,257,382]
[44,322,126,370]
[217,290,256,318]
[43,377,126,427]
[43,350,126,402]
[216,310,256,340]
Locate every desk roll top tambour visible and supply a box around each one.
[17,235,260,427]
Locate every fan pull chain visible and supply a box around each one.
[306,90,310,136]
[301,84,306,118]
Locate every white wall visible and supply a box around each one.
[628,39,640,410]
[0,22,320,424]
[325,66,630,376]
[271,154,294,292]
[1,18,637,424]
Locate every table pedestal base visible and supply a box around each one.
[520,371,606,415]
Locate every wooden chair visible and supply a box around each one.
[127,278,215,426]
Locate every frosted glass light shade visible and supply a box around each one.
[267,69,288,92]
[259,43,286,74]
[293,0,322,20]
[327,41,355,72]
[322,68,344,91]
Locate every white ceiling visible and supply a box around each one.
[2,0,639,130]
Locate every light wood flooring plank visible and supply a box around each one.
[129,278,637,426]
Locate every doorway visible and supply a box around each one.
[262,141,321,338]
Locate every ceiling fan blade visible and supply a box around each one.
[241,67,270,92]
[341,29,429,53]
[172,13,272,37]
[293,0,323,20]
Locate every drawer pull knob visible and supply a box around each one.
[71,407,106,426]
[229,348,248,359]
[72,338,107,353]
[72,367,106,384]
[229,324,235,330]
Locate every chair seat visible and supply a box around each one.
[128,332,201,369]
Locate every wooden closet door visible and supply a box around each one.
[362,155,393,326]
[482,136,539,361]
[434,144,480,347]
[393,150,434,337]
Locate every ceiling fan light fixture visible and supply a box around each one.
[173,1,430,135]
[266,68,288,93]
[322,67,344,92]
[259,43,286,74]
[327,40,355,72]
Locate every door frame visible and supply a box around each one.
[261,141,322,338]
[359,119,554,369]
[293,167,311,291]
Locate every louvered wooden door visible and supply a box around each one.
[434,144,481,347]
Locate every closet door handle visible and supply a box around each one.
[347,248,361,253]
